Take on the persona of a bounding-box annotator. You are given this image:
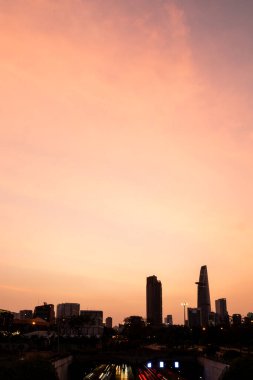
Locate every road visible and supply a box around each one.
[138,366,185,380]
[83,364,186,380]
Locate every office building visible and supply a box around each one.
[79,310,103,336]
[34,302,55,323]
[215,298,229,325]
[146,275,162,325]
[195,265,211,326]
[57,303,80,318]
[164,314,173,326]
[105,316,113,329]
[188,308,202,328]
[57,311,103,337]
[80,310,103,326]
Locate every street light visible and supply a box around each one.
[181,302,188,326]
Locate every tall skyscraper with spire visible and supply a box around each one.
[146,275,162,326]
[195,265,211,326]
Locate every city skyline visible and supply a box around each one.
[1,0,253,324]
[2,267,252,326]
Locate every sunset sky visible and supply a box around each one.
[1,0,253,324]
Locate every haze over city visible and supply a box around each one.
[1,0,253,324]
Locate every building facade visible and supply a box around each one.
[80,310,103,326]
[34,303,55,323]
[105,316,113,329]
[79,310,103,336]
[188,308,202,328]
[215,298,229,325]
[146,275,162,325]
[57,303,80,319]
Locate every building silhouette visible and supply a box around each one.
[215,298,229,325]
[164,314,173,326]
[146,275,162,325]
[188,308,201,328]
[105,316,113,329]
[57,303,80,318]
[34,302,55,323]
[0,309,13,332]
[79,310,103,336]
[195,265,211,326]
[80,310,103,326]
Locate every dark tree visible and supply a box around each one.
[0,359,58,380]
[123,316,146,340]
[222,358,253,380]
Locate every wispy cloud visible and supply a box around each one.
[1,0,253,322]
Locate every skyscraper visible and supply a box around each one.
[215,298,229,325]
[195,265,211,326]
[146,275,162,325]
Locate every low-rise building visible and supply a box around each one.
[20,310,33,320]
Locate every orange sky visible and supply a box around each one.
[1,0,253,324]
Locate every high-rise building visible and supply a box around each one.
[188,308,202,328]
[146,275,162,326]
[57,303,80,319]
[105,316,113,329]
[215,298,229,325]
[34,302,55,323]
[195,265,211,327]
